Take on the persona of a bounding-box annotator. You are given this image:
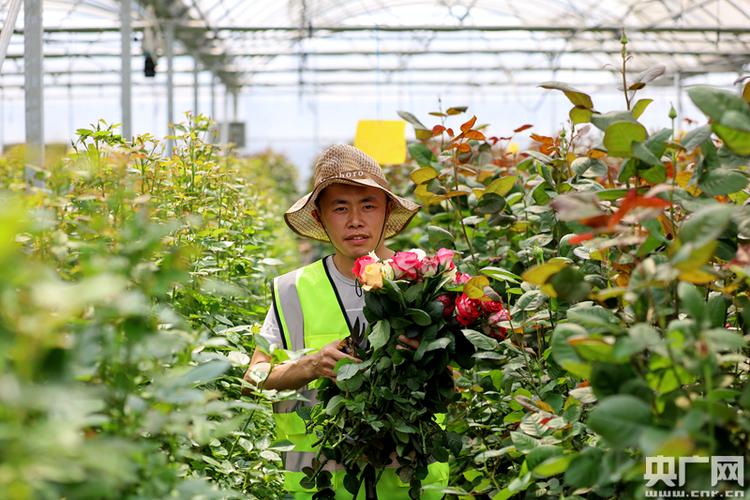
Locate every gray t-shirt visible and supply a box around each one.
[259,255,366,349]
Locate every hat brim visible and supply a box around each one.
[284,177,420,242]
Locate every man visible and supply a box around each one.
[244,144,448,498]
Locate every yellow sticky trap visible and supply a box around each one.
[354,120,406,165]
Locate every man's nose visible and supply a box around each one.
[347,208,364,227]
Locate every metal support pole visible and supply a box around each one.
[210,72,216,119]
[25,0,44,169]
[165,20,175,156]
[193,56,200,116]
[232,91,238,121]
[221,85,229,143]
[674,72,683,126]
[120,0,132,140]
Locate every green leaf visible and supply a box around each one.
[632,141,663,166]
[631,98,653,119]
[533,454,575,478]
[587,395,652,448]
[603,121,648,157]
[539,82,593,109]
[700,169,748,195]
[477,193,506,214]
[564,449,603,488]
[408,143,437,168]
[426,225,454,247]
[481,266,521,284]
[571,157,607,177]
[398,110,428,130]
[678,203,733,247]
[172,359,230,387]
[640,164,667,184]
[325,395,345,415]
[409,166,439,184]
[550,323,591,379]
[704,328,747,351]
[485,176,517,197]
[335,361,361,382]
[569,106,593,124]
[522,259,568,286]
[687,85,750,123]
[406,308,432,326]
[596,188,629,201]
[549,267,591,304]
[590,111,636,131]
[368,320,391,350]
[682,125,712,151]
[462,329,498,351]
[678,282,706,324]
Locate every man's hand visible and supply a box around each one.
[397,335,420,350]
[308,339,360,380]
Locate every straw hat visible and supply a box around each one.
[285,144,420,242]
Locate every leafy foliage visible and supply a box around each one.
[0,115,299,499]
[392,65,750,497]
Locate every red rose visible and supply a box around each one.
[352,255,376,281]
[455,293,481,326]
[436,248,456,270]
[481,300,506,315]
[454,272,471,285]
[435,293,455,318]
[391,251,420,280]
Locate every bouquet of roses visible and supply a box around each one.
[301,248,509,499]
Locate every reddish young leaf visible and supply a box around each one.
[569,232,595,244]
[514,123,533,133]
[460,115,477,133]
[457,143,472,153]
[464,130,486,141]
[432,125,446,136]
[608,189,671,228]
[580,214,610,228]
[446,128,455,138]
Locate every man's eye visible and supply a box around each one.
[334,207,346,212]
[363,205,375,210]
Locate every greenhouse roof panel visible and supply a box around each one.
[1,0,748,91]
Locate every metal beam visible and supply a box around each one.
[1,64,738,80]
[25,0,44,168]
[0,0,22,72]
[0,78,724,91]
[5,46,750,59]
[14,24,750,34]
[121,0,132,140]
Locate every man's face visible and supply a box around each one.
[314,183,389,259]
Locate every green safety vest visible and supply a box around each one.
[271,257,449,499]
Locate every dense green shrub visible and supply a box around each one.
[393,73,750,497]
[0,116,299,499]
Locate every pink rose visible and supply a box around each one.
[455,293,481,326]
[454,272,471,285]
[418,256,440,278]
[391,251,420,280]
[435,294,455,318]
[352,255,377,281]
[436,248,456,270]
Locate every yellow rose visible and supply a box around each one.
[362,262,384,291]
